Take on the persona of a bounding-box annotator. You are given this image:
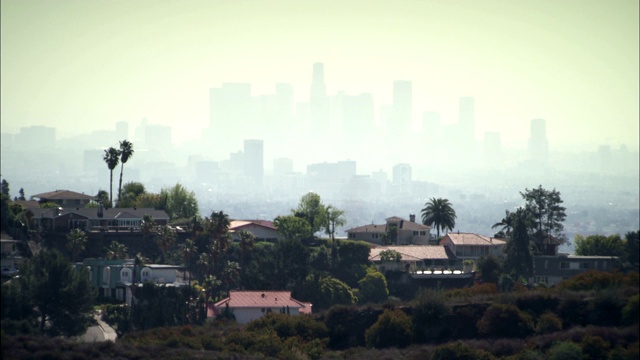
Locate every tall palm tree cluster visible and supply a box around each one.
[102,139,134,208]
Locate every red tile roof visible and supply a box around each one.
[214,291,309,309]
[369,245,453,261]
[441,233,506,246]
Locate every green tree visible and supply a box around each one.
[141,214,156,254]
[66,228,87,262]
[476,255,502,283]
[161,183,199,220]
[1,179,9,196]
[293,192,326,235]
[20,249,94,335]
[504,207,534,279]
[324,205,346,244]
[182,238,196,286]
[275,238,310,290]
[624,230,639,270]
[313,276,356,309]
[117,139,134,206]
[205,211,231,276]
[274,215,313,241]
[421,197,457,238]
[357,267,389,304]
[575,234,625,257]
[18,187,25,200]
[379,249,401,262]
[222,261,241,292]
[521,185,567,254]
[105,241,128,260]
[118,181,145,208]
[103,146,121,207]
[365,308,413,348]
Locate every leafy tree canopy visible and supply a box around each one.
[293,192,326,234]
[274,215,313,242]
[575,234,625,257]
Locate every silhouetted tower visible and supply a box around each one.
[243,139,264,188]
[310,63,329,135]
[393,81,412,134]
[458,97,476,155]
[528,118,549,165]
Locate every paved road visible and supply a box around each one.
[81,311,117,343]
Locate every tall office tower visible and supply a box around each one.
[273,157,293,177]
[528,118,549,165]
[393,81,413,134]
[145,124,172,151]
[16,126,56,149]
[275,83,294,124]
[207,83,253,154]
[243,139,264,187]
[115,121,128,140]
[392,163,412,195]
[483,132,502,165]
[458,97,475,149]
[309,63,330,135]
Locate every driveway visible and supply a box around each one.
[81,311,117,342]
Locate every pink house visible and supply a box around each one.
[212,291,311,324]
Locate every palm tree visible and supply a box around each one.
[492,210,515,238]
[105,241,128,260]
[206,211,231,275]
[141,214,156,255]
[117,140,134,206]
[222,261,241,294]
[238,230,255,272]
[156,225,176,263]
[103,147,121,208]
[182,238,196,287]
[66,229,87,262]
[421,197,457,239]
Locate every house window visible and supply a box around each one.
[413,231,418,236]
[580,262,589,269]
[560,262,569,269]
[142,270,150,277]
[420,231,426,236]
[103,267,111,286]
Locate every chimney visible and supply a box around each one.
[409,214,415,222]
[98,204,104,218]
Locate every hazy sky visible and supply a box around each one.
[2,0,638,150]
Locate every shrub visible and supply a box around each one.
[412,288,452,342]
[557,293,589,327]
[432,341,496,360]
[581,335,610,360]
[245,313,328,342]
[536,312,563,335]
[477,304,534,338]
[364,309,413,349]
[588,290,624,326]
[621,294,639,325]
[546,341,582,360]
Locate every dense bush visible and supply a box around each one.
[432,341,496,360]
[477,304,534,338]
[546,341,582,360]
[621,294,639,325]
[245,313,328,342]
[364,309,413,349]
[324,305,381,349]
[558,270,638,291]
[535,312,563,335]
[587,290,625,326]
[580,335,610,360]
[412,289,452,342]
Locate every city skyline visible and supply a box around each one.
[1,0,638,152]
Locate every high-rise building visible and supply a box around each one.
[243,139,264,187]
[392,163,412,194]
[393,81,412,134]
[309,63,330,135]
[115,121,128,140]
[15,126,56,149]
[207,83,254,154]
[528,118,549,165]
[273,158,293,177]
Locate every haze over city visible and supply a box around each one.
[2,0,638,251]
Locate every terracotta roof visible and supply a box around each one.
[230,220,277,231]
[369,245,454,261]
[30,190,96,201]
[345,224,386,233]
[441,233,506,246]
[26,207,169,220]
[214,291,308,309]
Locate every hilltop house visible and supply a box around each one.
[30,190,96,207]
[530,254,621,286]
[440,232,506,260]
[229,220,283,242]
[346,215,431,245]
[25,206,169,233]
[78,258,187,305]
[211,291,312,324]
[369,245,458,272]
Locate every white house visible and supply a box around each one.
[212,291,311,324]
[369,245,457,272]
